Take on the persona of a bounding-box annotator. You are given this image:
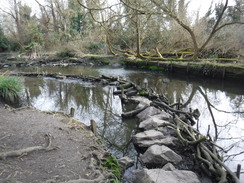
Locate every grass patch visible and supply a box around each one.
[148,65,158,70]
[148,65,165,71]
[56,48,75,58]
[102,155,122,183]
[0,76,23,103]
[101,59,110,64]
[84,54,114,58]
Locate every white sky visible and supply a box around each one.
[189,0,236,16]
[1,0,236,17]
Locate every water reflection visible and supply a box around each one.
[17,66,244,180]
[22,77,137,158]
[98,67,244,179]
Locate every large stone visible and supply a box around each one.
[136,102,148,110]
[139,117,172,130]
[151,111,172,120]
[140,145,182,167]
[162,163,176,171]
[118,156,134,169]
[133,169,201,183]
[133,130,177,148]
[136,106,162,121]
[129,96,152,106]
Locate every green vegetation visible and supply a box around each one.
[0,0,243,60]
[0,26,11,52]
[102,155,122,183]
[101,59,110,64]
[139,90,149,95]
[87,42,104,53]
[148,65,165,71]
[56,48,76,58]
[0,76,23,103]
[148,65,158,70]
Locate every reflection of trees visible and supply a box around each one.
[98,87,137,157]
[180,85,244,141]
[196,86,218,141]
[22,73,244,164]
[23,77,137,157]
[178,84,244,172]
[24,77,44,99]
[126,72,191,103]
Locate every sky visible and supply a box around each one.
[0,0,236,17]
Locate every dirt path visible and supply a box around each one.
[0,103,111,183]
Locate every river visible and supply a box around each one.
[14,65,244,182]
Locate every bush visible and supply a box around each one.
[0,29,11,52]
[56,48,76,58]
[87,42,104,53]
[0,76,23,103]
[102,155,122,183]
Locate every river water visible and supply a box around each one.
[14,65,244,181]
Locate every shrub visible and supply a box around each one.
[87,42,104,53]
[102,155,122,183]
[56,48,76,58]
[0,76,23,103]
[0,29,11,52]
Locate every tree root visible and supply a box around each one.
[121,106,148,118]
[0,134,11,141]
[59,155,110,183]
[61,174,105,183]
[0,134,56,160]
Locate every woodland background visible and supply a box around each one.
[0,0,243,59]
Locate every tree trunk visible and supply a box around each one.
[50,0,59,33]
[13,0,23,45]
[135,12,142,58]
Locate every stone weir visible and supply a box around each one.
[11,72,241,183]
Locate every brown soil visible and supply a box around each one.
[0,103,111,183]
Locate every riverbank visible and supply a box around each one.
[0,68,242,182]
[0,72,241,182]
[0,103,112,183]
[124,58,244,80]
[0,53,244,80]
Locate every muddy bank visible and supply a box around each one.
[0,104,113,183]
[0,54,124,68]
[124,59,244,80]
[1,53,244,80]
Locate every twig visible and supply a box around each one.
[0,134,11,141]
[201,144,240,183]
[121,106,148,118]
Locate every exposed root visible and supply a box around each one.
[59,155,110,183]
[62,174,106,183]
[0,134,56,160]
[4,104,30,112]
[0,134,11,141]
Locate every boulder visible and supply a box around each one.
[136,106,162,121]
[158,126,177,137]
[118,156,134,169]
[151,111,172,120]
[139,117,172,130]
[162,163,176,171]
[129,96,152,106]
[136,102,148,109]
[133,169,201,183]
[133,130,177,148]
[140,145,182,167]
